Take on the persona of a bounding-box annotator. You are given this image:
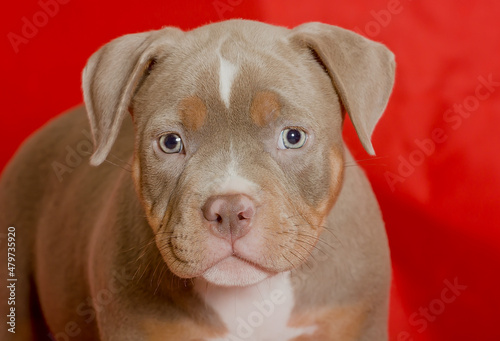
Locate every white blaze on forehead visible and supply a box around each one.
[218,54,238,109]
[215,144,258,195]
[218,173,257,194]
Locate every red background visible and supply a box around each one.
[1,0,499,339]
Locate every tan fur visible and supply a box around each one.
[179,96,207,132]
[0,19,394,340]
[289,305,368,341]
[144,318,225,340]
[315,147,345,218]
[250,91,281,127]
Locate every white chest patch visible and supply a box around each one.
[218,55,238,109]
[195,273,316,341]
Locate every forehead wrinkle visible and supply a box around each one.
[171,35,325,131]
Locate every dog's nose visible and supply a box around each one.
[202,194,255,242]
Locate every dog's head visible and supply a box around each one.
[82,20,394,287]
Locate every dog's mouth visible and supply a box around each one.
[156,177,328,288]
[201,254,276,287]
[158,210,324,287]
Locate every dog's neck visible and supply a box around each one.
[193,272,316,341]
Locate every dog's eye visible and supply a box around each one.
[158,133,183,154]
[278,128,307,149]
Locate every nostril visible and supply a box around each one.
[237,205,254,221]
[202,197,224,222]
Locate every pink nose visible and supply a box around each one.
[202,194,255,242]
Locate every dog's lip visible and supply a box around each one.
[202,253,276,276]
[200,255,277,287]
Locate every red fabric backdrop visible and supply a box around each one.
[1,1,499,339]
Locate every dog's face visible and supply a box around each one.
[131,25,345,286]
[82,20,395,287]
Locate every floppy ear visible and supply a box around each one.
[290,22,395,155]
[82,28,182,166]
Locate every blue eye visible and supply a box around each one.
[278,128,307,149]
[159,133,183,154]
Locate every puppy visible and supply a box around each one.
[0,19,395,340]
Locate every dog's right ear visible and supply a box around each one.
[289,23,395,155]
[82,28,182,166]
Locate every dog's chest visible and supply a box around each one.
[195,273,316,341]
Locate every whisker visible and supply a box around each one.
[150,261,162,287]
[79,150,133,172]
[281,253,295,269]
[293,241,316,260]
[351,156,387,163]
[344,163,386,168]
[289,231,338,251]
[288,249,310,269]
[291,224,341,246]
[294,238,330,257]
[102,158,133,172]
[108,152,133,167]
[154,264,168,295]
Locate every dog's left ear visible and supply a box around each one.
[82,27,183,166]
[290,22,395,155]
